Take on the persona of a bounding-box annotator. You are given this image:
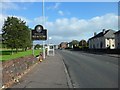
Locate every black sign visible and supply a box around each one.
[32,25,47,40]
[35,25,43,33]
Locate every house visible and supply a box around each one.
[54,45,59,49]
[59,42,68,49]
[67,42,73,49]
[114,30,120,49]
[88,29,115,49]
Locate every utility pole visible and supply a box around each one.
[42,0,45,59]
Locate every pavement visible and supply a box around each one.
[105,54,120,58]
[0,62,2,88]
[12,51,69,88]
[72,50,120,58]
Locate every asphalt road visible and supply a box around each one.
[58,50,118,88]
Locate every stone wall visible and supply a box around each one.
[2,55,41,88]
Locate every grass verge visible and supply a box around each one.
[0,49,42,61]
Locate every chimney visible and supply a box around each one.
[103,29,106,34]
[94,32,97,36]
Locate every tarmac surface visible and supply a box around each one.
[12,51,69,88]
[2,49,119,89]
[58,50,118,88]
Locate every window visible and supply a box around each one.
[50,46,53,49]
[112,44,114,47]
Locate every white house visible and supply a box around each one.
[114,30,120,49]
[89,29,115,49]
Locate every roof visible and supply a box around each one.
[114,30,120,34]
[60,42,68,45]
[89,29,115,40]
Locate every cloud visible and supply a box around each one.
[8,15,31,26]
[0,13,118,44]
[47,2,61,10]
[54,2,61,9]
[0,2,31,12]
[0,14,31,34]
[32,16,48,28]
[58,10,71,16]
[58,10,64,16]
[0,2,19,10]
[43,13,118,44]
[1,0,39,2]
[2,0,119,2]
[0,14,6,34]
[24,13,118,44]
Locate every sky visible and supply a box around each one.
[0,1,119,45]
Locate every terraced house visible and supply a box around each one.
[89,29,115,49]
[114,30,120,49]
[59,42,68,49]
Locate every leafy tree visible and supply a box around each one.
[79,40,87,48]
[34,44,42,49]
[70,40,79,48]
[71,40,79,45]
[19,27,32,51]
[2,16,31,52]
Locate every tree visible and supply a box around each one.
[71,40,79,45]
[79,40,87,48]
[71,40,79,48]
[2,16,31,52]
[34,44,42,49]
[19,27,32,51]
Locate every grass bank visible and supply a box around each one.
[0,49,42,61]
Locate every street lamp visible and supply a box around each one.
[48,37,52,45]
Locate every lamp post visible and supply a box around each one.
[42,0,45,59]
[48,37,52,45]
[47,37,52,56]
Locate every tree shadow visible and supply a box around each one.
[1,50,22,55]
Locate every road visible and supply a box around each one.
[58,50,118,88]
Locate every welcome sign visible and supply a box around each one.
[32,25,47,40]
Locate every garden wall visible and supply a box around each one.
[73,48,120,54]
[2,54,42,88]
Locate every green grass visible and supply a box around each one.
[0,49,42,61]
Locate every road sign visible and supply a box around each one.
[32,25,47,40]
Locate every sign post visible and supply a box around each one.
[32,44,34,56]
[32,25,47,59]
[43,41,45,59]
[32,25,47,40]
